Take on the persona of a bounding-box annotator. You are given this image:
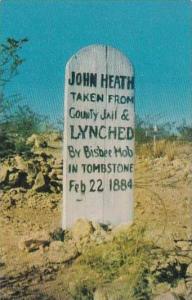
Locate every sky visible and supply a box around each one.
[1,0,192,126]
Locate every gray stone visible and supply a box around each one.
[18,230,50,252]
[90,221,111,244]
[8,170,27,187]
[0,165,8,184]
[153,282,171,295]
[27,162,38,178]
[185,286,192,300]
[171,279,186,298]
[56,174,63,181]
[48,169,58,180]
[53,159,62,169]
[111,223,132,236]
[47,240,78,263]
[32,172,48,192]
[51,132,62,141]
[49,180,62,193]
[8,172,19,185]
[18,239,50,252]
[49,227,64,241]
[176,241,190,251]
[71,218,94,251]
[71,218,94,241]
[26,134,48,149]
[186,263,192,277]
[41,164,51,175]
[14,155,28,171]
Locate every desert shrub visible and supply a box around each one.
[165,142,176,161]
[77,225,155,299]
[154,140,167,158]
[65,265,100,300]
[0,37,29,155]
[136,142,153,158]
[70,280,94,300]
[0,37,28,87]
[63,228,184,300]
[6,106,44,138]
[154,140,176,160]
[1,105,53,155]
[137,140,176,160]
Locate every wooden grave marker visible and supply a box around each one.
[63,45,135,228]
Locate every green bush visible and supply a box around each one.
[76,225,155,299]
[0,105,54,155]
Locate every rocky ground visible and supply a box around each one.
[0,135,192,299]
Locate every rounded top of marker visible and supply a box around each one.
[66,44,134,74]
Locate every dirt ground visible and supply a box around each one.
[0,140,192,299]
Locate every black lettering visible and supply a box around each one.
[101,74,108,88]
[76,73,82,85]
[68,71,75,85]
[127,76,134,89]
[90,73,97,87]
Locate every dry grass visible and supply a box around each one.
[67,225,156,299]
[137,140,176,161]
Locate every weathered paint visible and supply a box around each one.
[63,45,134,229]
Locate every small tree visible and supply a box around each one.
[0,37,28,154]
[0,37,28,118]
[0,37,28,87]
[5,105,51,152]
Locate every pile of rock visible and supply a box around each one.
[0,153,63,193]
[18,219,112,262]
[26,133,62,150]
[17,218,192,300]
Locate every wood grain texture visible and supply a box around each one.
[63,45,134,229]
